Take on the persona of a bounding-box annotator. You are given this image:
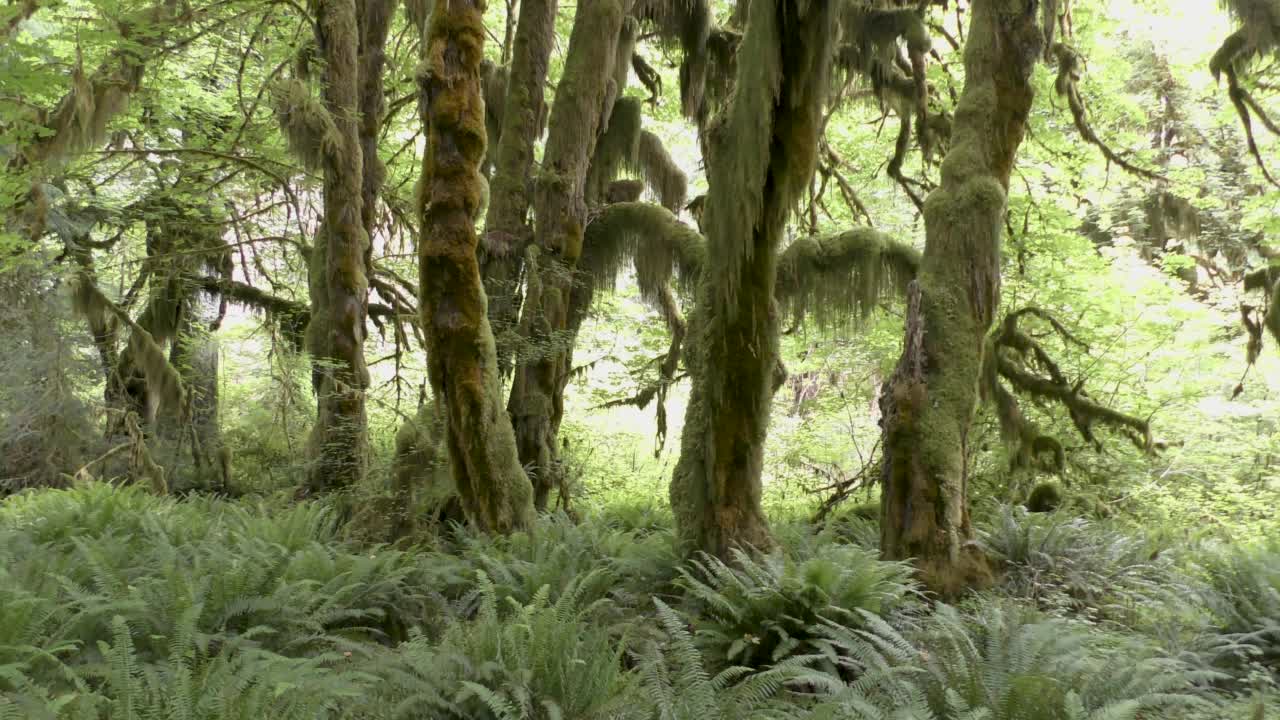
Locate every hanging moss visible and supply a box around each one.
[1220,0,1280,52]
[833,6,927,99]
[23,0,187,167]
[633,0,713,119]
[585,95,644,203]
[775,229,920,327]
[273,78,342,172]
[580,201,705,303]
[636,130,688,211]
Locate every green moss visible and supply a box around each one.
[671,0,840,559]
[636,130,688,211]
[775,228,920,327]
[273,78,342,172]
[580,201,705,303]
[1026,481,1064,513]
[420,0,534,533]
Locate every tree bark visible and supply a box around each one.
[507,0,632,511]
[303,0,371,500]
[878,0,1043,598]
[670,0,837,559]
[418,0,534,533]
[357,0,395,269]
[480,0,558,375]
[156,292,229,493]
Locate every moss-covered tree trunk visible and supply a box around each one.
[357,0,394,265]
[878,0,1043,597]
[156,293,229,493]
[303,0,371,499]
[670,0,837,559]
[480,0,558,375]
[418,0,535,533]
[507,0,632,511]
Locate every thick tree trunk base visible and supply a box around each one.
[879,281,993,600]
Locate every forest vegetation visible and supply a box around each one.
[1,0,1279,717]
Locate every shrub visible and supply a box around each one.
[635,599,822,720]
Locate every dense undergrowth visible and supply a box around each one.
[0,483,1275,719]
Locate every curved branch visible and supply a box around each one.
[990,308,1153,462]
[1052,43,1164,182]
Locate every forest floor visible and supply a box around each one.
[0,481,1276,719]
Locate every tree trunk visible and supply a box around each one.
[304,0,370,500]
[670,0,836,558]
[156,292,230,493]
[480,0,558,375]
[418,0,534,534]
[878,0,1043,598]
[357,0,395,267]
[508,0,632,511]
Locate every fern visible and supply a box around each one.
[1197,540,1280,678]
[980,507,1181,626]
[677,544,917,669]
[637,598,816,719]
[368,570,639,720]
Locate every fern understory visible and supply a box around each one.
[0,484,1275,719]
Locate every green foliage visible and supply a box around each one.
[372,576,637,720]
[449,513,680,612]
[1197,540,1280,677]
[635,598,822,720]
[677,545,917,669]
[1026,481,1063,513]
[815,602,1217,720]
[980,507,1181,624]
[8,0,1280,716]
[0,484,1266,718]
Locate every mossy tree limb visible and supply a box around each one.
[508,0,632,511]
[16,1,192,170]
[878,0,1044,598]
[988,307,1153,459]
[1210,3,1280,185]
[670,0,839,560]
[480,0,558,376]
[418,0,534,534]
[775,229,920,328]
